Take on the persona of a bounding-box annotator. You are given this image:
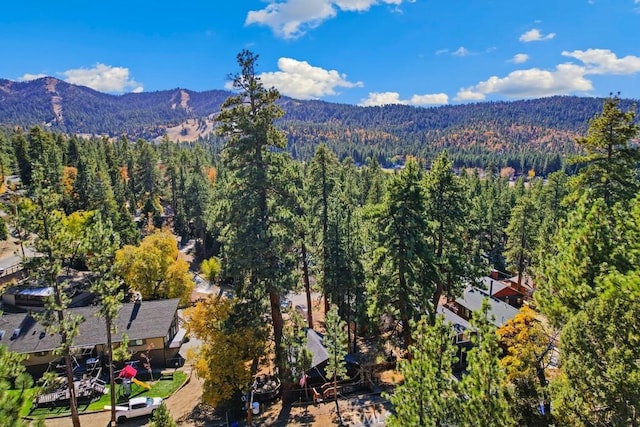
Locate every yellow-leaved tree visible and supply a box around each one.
[184,297,267,407]
[497,305,554,425]
[115,231,194,305]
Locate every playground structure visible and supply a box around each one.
[116,364,152,397]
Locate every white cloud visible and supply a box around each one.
[246,0,415,39]
[409,93,449,105]
[435,49,449,55]
[359,91,448,106]
[453,47,470,57]
[60,63,143,93]
[455,48,640,102]
[519,28,555,42]
[511,53,530,64]
[454,89,486,102]
[250,57,362,99]
[18,73,47,81]
[562,49,640,74]
[454,63,592,101]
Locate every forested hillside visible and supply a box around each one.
[2,77,638,174]
[0,51,639,426]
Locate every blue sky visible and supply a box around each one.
[2,0,640,106]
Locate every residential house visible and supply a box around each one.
[0,298,182,377]
[484,271,535,308]
[1,269,95,312]
[437,281,520,371]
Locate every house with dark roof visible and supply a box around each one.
[438,283,521,332]
[0,298,182,377]
[437,281,521,371]
[304,329,360,386]
[1,269,96,312]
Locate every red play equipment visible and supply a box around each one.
[118,364,151,390]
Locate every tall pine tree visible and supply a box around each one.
[215,50,297,371]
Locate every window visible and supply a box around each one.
[131,339,145,346]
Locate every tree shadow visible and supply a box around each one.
[274,402,316,426]
[126,301,141,329]
[177,402,226,426]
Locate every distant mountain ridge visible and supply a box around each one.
[0,77,230,139]
[1,77,637,166]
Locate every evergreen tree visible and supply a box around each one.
[457,300,513,427]
[184,160,212,246]
[282,309,312,386]
[307,144,340,313]
[293,165,315,329]
[150,402,176,427]
[0,216,7,241]
[325,160,365,352]
[536,195,618,328]
[12,131,31,186]
[24,167,84,427]
[530,171,569,272]
[324,305,348,425]
[360,156,386,206]
[84,212,124,426]
[26,126,63,196]
[424,151,476,323]
[369,159,436,348]
[0,345,32,427]
[551,272,640,426]
[569,96,640,207]
[386,315,458,427]
[504,195,538,287]
[215,50,297,371]
[467,172,513,272]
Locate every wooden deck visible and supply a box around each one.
[34,376,106,407]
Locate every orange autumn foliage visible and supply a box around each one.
[184,297,267,407]
[206,167,217,184]
[62,166,78,197]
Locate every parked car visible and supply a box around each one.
[114,396,163,424]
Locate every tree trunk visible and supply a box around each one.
[301,241,314,329]
[334,373,342,425]
[62,350,81,427]
[106,313,116,426]
[398,266,413,351]
[269,291,285,371]
[54,286,81,427]
[430,281,444,326]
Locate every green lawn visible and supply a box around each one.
[22,371,188,420]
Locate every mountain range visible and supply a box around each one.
[1,77,637,168]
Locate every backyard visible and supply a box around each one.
[18,370,187,422]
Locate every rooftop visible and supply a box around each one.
[438,281,520,330]
[0,298,179,354]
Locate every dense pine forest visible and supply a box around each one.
[1,50,639,426]
[2,76,638,176]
